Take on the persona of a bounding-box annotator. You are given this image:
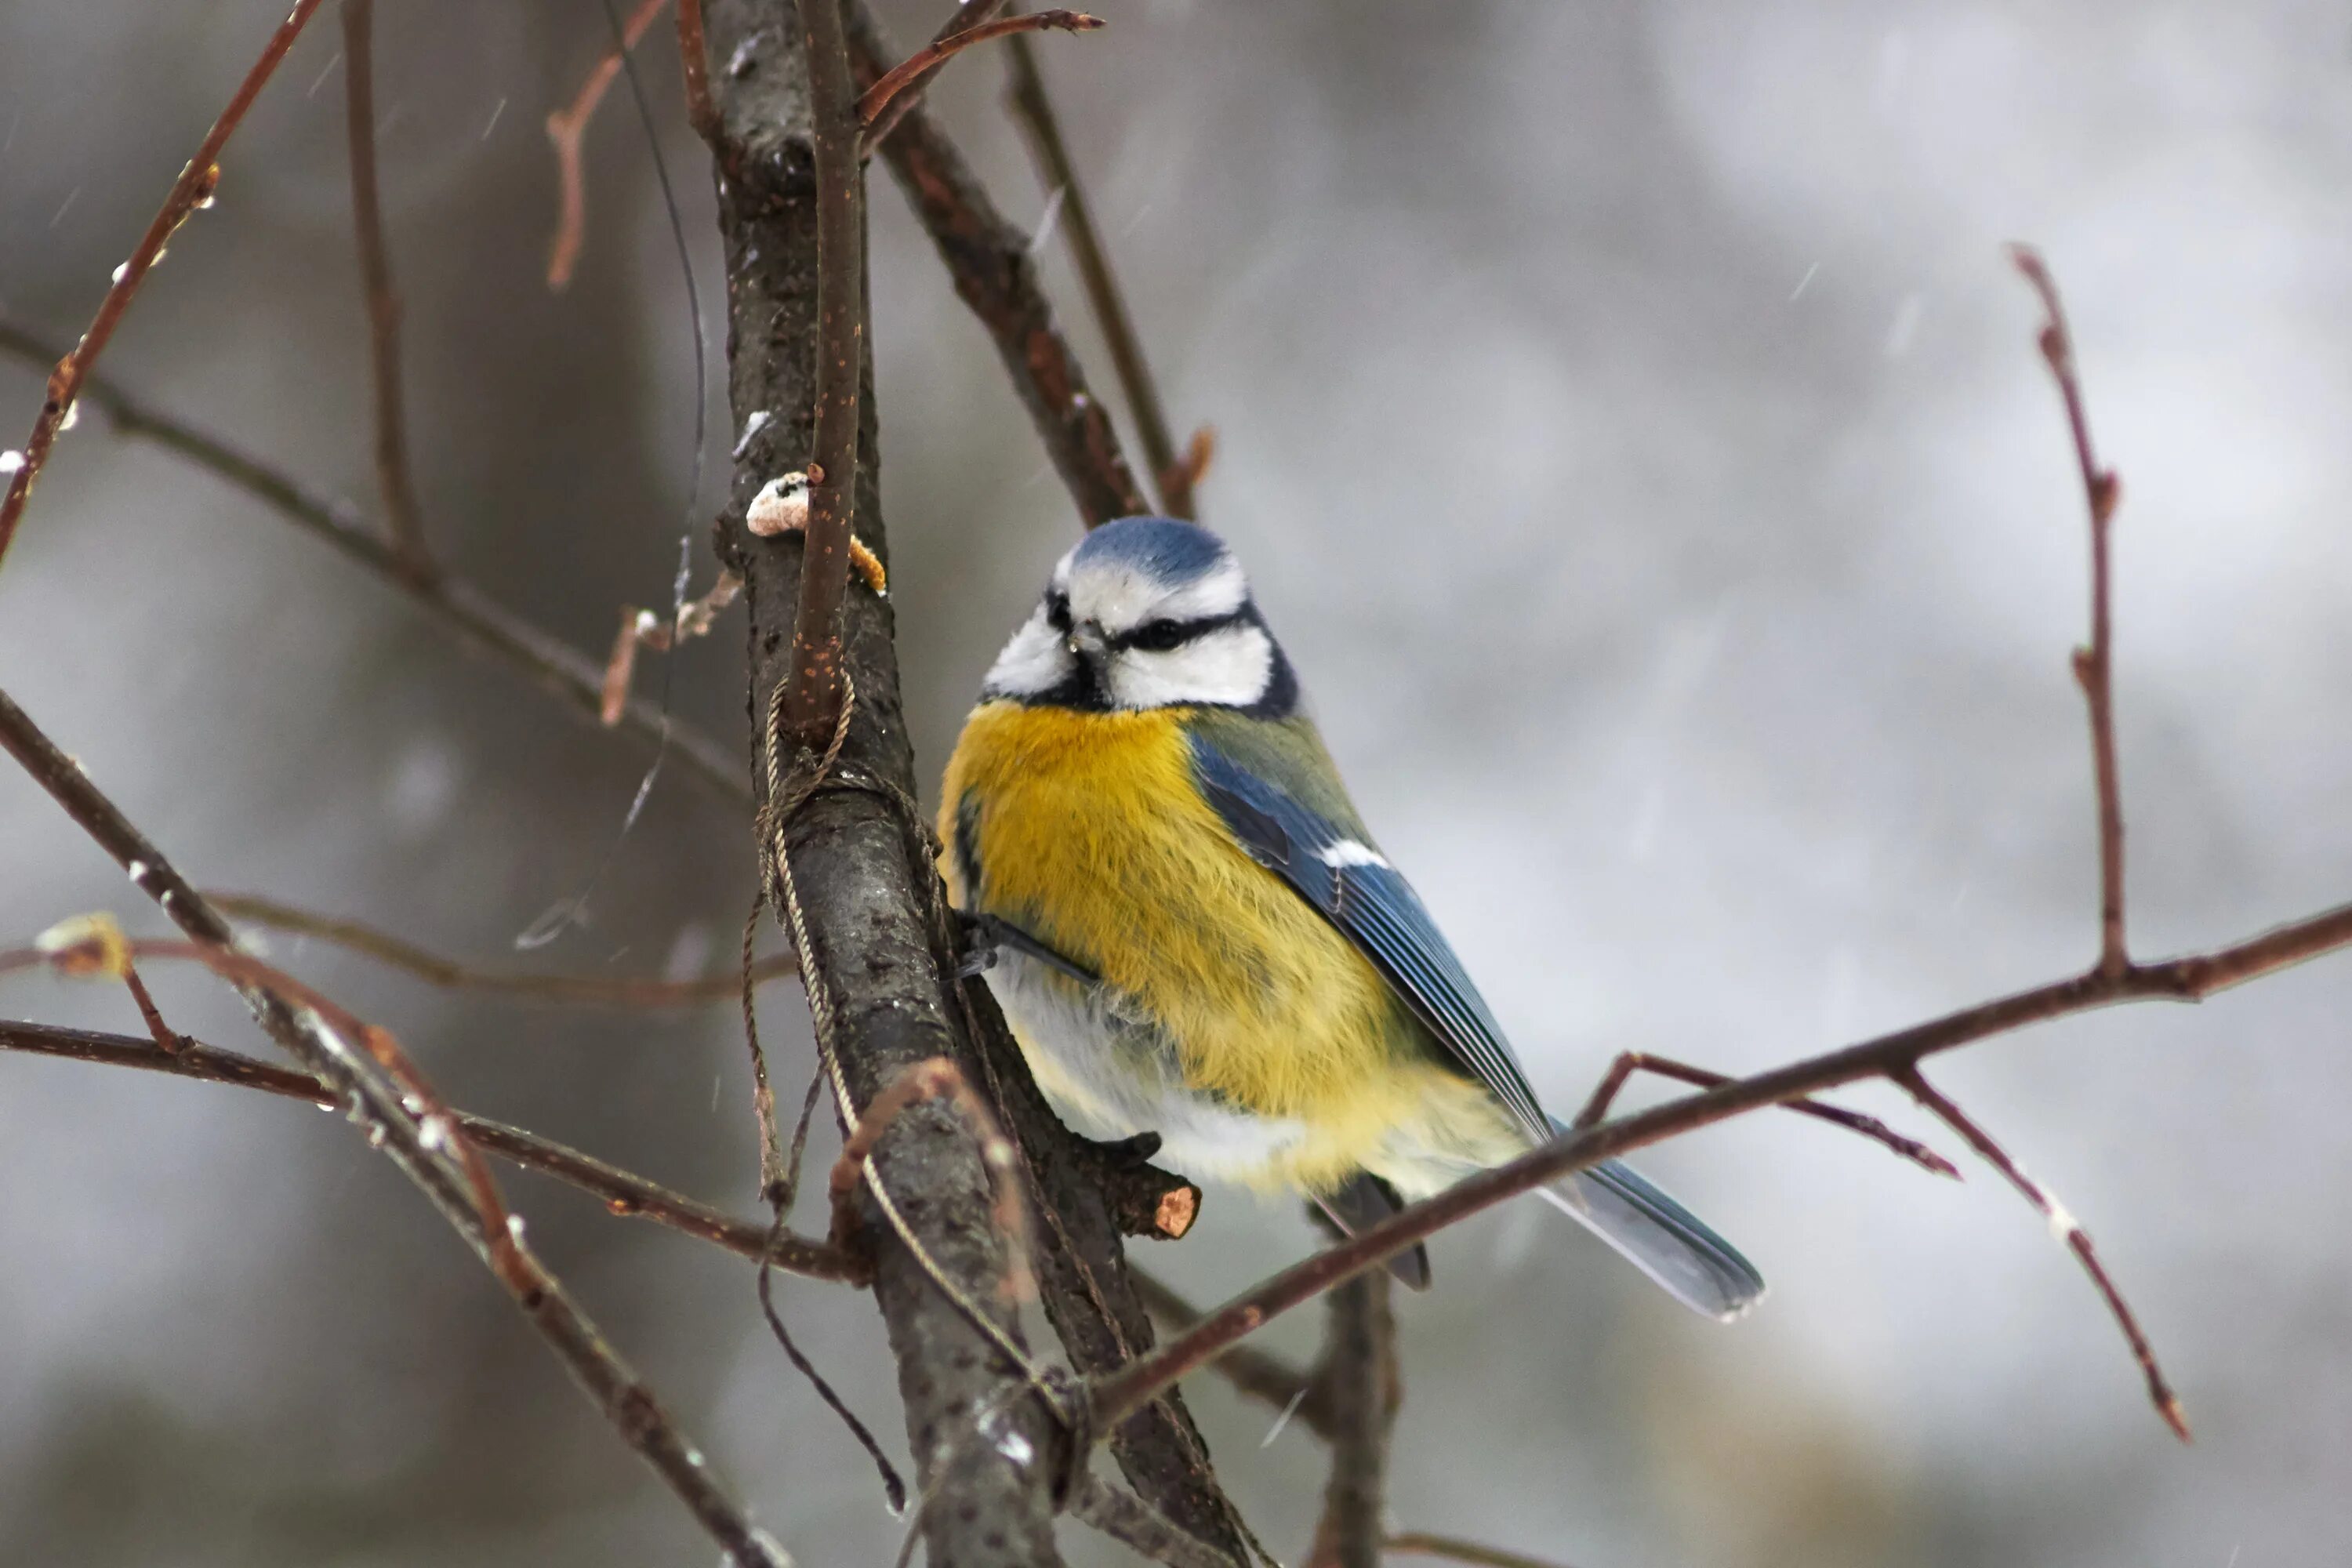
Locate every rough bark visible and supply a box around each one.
[696,5,1245,1563]
[703,5,1059,1562]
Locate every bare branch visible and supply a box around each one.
[205,890,795,1007]
[675,0,720,145]
[0,0,326,575]
[2013,245,2128,977]
[0,687,789,1564]
[777,0,868,756]
[1130,1269,1330,1439]
[1570,1050,1960,1178]
[0,1019,859,1277]
[846,0,1152,527]
[702,3,1080,1553]
[856,0,1009,153]
[545,0,672,292]
[1303,1267,1396,1568]
[339,0,433,582]
[1897,1068,2188,1440]
[1002,31,1196,517]
[856,12,1102,135]
[0,321,746,805]
[601,567,743,724]
[1086,898,2352,1436]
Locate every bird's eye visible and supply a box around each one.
[1125,619,1191,652]
[1044,591,1073,633]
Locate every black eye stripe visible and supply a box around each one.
[1044,590,1073,633]
[1107,607,1250,653]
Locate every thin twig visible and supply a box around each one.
[0,0,326,575]
[0,688,789,1565]
[545,0,671,291]
[1002,29,1196,517]
[1087,897,2352,1436]
[339,0,433,582]
[601,568,743,724]
[674,0,720,144]
[0,323,746,804]
[1130,1269,1330,1439]
[2013,245,2127,978]
[1385,1534,1577,1568]
[0,1019,862,1280]
[1570,1051,1960,1178]
[1897,1067,2187,1440]
[855,12,1102,133]
[845,0,1152,527]
[205,891,795,1007]
[778,0,867,755]
[857,0,1010,154]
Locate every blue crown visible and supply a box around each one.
[1067,516,1232,586]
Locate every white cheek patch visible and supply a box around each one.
[1107,623,1272,709]
[1319,840,1389,870]
[982,606,1075,698]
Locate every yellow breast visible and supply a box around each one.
[938,701,1494,1192]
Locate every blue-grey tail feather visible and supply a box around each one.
[1315,1173,1432,1290]
[1537,1149,1766,1321]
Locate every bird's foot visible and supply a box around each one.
[954,911,1000,979]
[954,912,1099,985]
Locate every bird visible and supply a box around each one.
[938,516,1763,1317]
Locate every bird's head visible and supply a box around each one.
[982,517,1296,714]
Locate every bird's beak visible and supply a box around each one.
[1067,621,1106,660]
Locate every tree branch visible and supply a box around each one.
[1303,1266,1396,1568]
[1896,1066,2187,1439]
[1131,1269,1330,1439]
[1090,899,2352,1436]
[778,0,866,756]
[0,0,326,575]
[545,0,672,291]
[847,0,1150,527]
[0,321,746,805]
[1570,1050,1959,1178]
[339,0,433,582]
[855,0,1010,154]
[1001,29,1198,517]
[701,5,1066,1559]
[856,12,1102,135]
[2013,245,2128,978]
[675,0,720,145]
[0,1018,861,1279]
[0,686,789,1565]
[702,8,1254,1559]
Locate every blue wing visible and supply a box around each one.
[1186,731,1551,1142]
[1188,726,1766,1320]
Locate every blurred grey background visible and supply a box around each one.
[4,2,2350,1563]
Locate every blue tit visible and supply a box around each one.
[939,516,1763,1317]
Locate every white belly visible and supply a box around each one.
[984,950,1306,1181]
